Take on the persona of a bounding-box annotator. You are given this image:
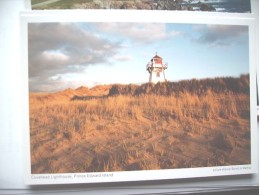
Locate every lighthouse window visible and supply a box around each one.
[156,72,160,77]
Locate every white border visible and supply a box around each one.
[21,10,258,185]
[25,0,31,10]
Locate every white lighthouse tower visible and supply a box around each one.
[146,53,168,83]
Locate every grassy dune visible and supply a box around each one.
[30,75,250,173]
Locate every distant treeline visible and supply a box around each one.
[108,74,249,97]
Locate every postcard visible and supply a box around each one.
[30,0,251,13]
[21,10,257,185]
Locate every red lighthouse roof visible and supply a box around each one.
[151,53,163,64]
[151,52,162,60]
[154,54,162,58]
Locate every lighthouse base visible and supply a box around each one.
[149,71,166,83]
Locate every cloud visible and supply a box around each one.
[29,76,65,92]
[28,23,122,92]
[94,23,169,44]
[194,25,248,47]
[169,30,185,37]
[42,50,70,61]
[112,54,133,62]
[28,22,197,92]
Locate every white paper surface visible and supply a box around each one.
[0,0,259,193]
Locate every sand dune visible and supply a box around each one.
[29,76,250,173]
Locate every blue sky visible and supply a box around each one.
[28,22,249,92]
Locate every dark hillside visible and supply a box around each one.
[108,74,249,97]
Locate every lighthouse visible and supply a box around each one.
[146,53,168,83]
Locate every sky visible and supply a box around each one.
[28,22,249,92]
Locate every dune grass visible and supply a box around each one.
[30,81,250,173]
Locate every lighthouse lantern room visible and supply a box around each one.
[146,53,168,83]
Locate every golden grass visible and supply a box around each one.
[30,88,250,173]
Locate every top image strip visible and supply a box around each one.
[31,0,251,13]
